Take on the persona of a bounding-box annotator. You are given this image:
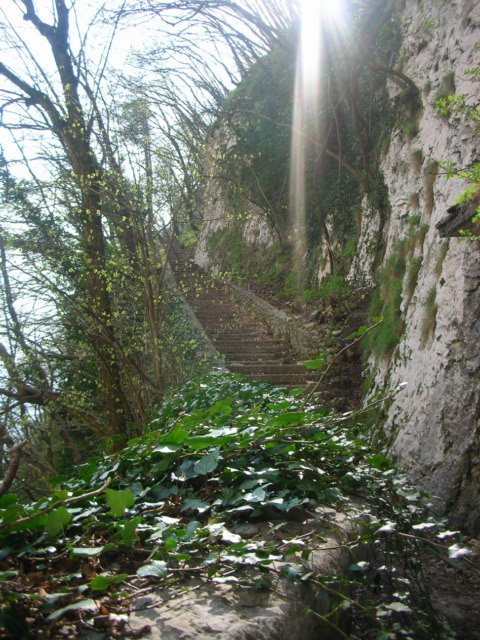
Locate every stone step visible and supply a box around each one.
[224,353,290,363]
[244,373,316,384]
[213,340,288,356]
[212,334,267,342]
[229,363,309,375]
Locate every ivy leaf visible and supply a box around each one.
[0,494,18,509]
[244,487,266,503]
[303,356,326,370]
[106,489,135,518]
[72,547,104,558]
[281,564,303,579]
[136,560,168,578]
[448,544,472,559]
[375,522,396,535]
[221,528,241,544]
[90,573,128,591]
[153,445,179,454]
[378,602,413,616]
[185,436,217,451]
[45,507,72,537]
[119,516,142,546]
[193,450,219,475]
[181,499,210,514]
[437,530,459,540]
[268,412,305,428]
[46,598,97,622]
[208,399,233,416]
[160,428,188,446]
[345,325,369,340]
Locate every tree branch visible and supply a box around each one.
[0,439,28,497]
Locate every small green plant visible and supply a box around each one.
[434,87,480,130]
[420,17,439,30]
[465,67,480,82]
[435,92,467,117]
[400,118,420,140]
[179,228,199,248]
[439,161,480,238]
[434,71,456,104]
[454,163,480,205]
[366,251,406,359]
[407,213,422,227]
[421,286,437,346]
[317,274,348,298]
[405,255,423,304]
[405,215,428,252]
[411,148,424,173]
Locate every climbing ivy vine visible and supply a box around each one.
[0,374,467,638]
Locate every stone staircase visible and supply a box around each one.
[172,256,320,390]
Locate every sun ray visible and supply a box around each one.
[289,0,345,283]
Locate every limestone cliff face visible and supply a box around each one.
[194,125,273,272]
[363,0,480,531]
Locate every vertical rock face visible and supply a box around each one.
[368,0,480,531]
[194,125,273,272]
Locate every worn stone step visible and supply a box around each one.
[213,334,267,342]
[229,363,309,375]
[243,373,316,384]
[224,353,290,364]
[215,345,287,356]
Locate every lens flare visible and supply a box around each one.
[289,0,345,281]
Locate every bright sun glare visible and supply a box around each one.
[289,0,345,277]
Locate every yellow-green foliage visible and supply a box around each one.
[433,71,456,106]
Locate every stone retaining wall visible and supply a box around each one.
[227,282,323,360]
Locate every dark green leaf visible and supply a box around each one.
[106,489,135,518]
[90,573,128,591]
[136,560,168,578]
[268,412,305,428]
[45,507,72,537]
[160,428,188,446]
[193,450,219,475]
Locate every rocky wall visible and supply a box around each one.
[194,124,273,272]
[365,0,480,531]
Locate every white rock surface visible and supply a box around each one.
[194,125,274,272]
[363,0,480,531]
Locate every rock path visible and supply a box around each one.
[173,256,321,390]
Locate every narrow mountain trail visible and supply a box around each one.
[172,256,317,388]
[171,252,364,411]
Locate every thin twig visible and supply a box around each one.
[0,477,111,531]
